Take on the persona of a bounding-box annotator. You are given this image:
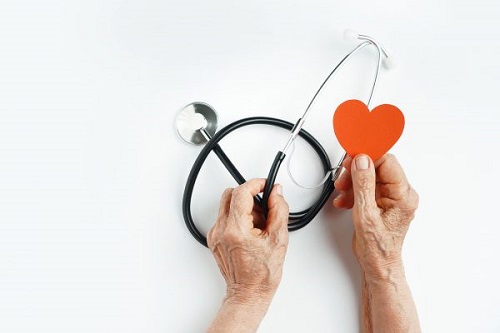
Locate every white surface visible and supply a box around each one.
[0,0,498,332]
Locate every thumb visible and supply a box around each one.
[266,184,289,235]
[350,154,377,212]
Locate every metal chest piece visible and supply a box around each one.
[176,102,218,145]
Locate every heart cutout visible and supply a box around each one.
[333,99,405,161]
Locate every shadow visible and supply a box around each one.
[320,192,362,329]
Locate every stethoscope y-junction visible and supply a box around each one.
[177,30,396,247]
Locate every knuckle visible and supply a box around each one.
[280,200,290,214]
[231,187,245,202]
[400,183,419,209]
[385,154,403,172]
[222,188,232,197]
[274,207,289,227]
[281,231,289,246]
[268,235,288,259]
[268,231,281,246]
[271,227,289,243]
[385,153,397,161]
[233,184,245,194]
[384,154,401,170]
[269,194,289,213]
[207,227,214,239]
[394,184,409,199]
[207,228,218,249]
[276,243,288,260]
[409,187,419,209]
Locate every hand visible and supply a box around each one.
[333,154,419,279]
[208,178,289,305]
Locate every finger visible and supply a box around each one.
[374,154,408,186]
[351,154,377,211]
[217,188,233,219]
[333,189,354,209]
[334,167,352,191]
[265,184,289,237]
[208,189,232,249]
[374,155,418,210]
[334,155,353,190]
[207,228,216,249]
[250,204,266,230]
[212,188,233,231]
[374,154,411,203]
[342,155,353,169]
[229,178,267,227]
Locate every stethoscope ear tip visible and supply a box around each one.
[343,29,359,42]
[343,29,398,70]
[383,55,398,70]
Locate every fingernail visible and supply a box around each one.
[277,184,283,195]
[355,155,369,170]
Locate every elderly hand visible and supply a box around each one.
[333,154,419,278]
[333,154,421,332]
[207,178,289,333]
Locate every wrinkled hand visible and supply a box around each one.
[208,178,289,305]
[333,154,419,279]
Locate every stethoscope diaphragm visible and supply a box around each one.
[176,102,218,145]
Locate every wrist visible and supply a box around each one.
[208,289,272,333]
[225,284,274,308]
[361,256,405,284]
[363,261,406,287]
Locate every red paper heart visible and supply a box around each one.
[333,99,405,161]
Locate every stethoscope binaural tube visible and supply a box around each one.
[260,32,394,217]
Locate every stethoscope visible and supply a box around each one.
[177,30,396,247]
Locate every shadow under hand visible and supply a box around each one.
[320,194,362,329]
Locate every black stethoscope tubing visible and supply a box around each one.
[182,116,334,247]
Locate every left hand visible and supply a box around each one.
[333,154,419,279]
[207,178,289,305]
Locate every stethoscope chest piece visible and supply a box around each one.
[176,102,218,145]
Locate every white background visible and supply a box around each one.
[0,0,498,332]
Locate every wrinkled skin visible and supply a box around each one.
[333,153,419,278]
[207,154,421,333]
[207,179,289,304]
[334,153,421,333]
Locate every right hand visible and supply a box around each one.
[333,154,419,279]
[207,179,289,305]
